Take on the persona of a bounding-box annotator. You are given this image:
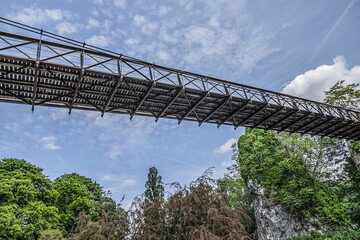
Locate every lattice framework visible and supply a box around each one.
[0,18,360,140]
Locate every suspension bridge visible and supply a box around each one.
[0,17,359,140]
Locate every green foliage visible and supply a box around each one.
[54,173,105,233]
[0,159,62,240]
[237,129,351,228]
[287,230,325,239]
[0,158,128,239]
[217,145,253,215]
[344,144,360,225]
[324,80,360,227]
[144,166,164,202]
[0,158,57,206]
[39,229,65,240]
[324,80,360,109]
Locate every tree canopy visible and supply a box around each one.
[0,158,128,240]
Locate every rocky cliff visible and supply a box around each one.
[248,180,325,240]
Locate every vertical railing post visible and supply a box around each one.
[31,29,42,111]
[69,43,85,115]
[101,54,123,117]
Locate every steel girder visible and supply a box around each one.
[0,21,360,140]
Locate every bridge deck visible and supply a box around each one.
[0,19,360,140]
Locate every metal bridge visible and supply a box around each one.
[0,18,359,140]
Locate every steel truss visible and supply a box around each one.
[0,18,360,140]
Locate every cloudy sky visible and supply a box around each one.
[0,0,359,207]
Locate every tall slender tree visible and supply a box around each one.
[144,167,164,202]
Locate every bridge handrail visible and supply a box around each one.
[0,17,359,122]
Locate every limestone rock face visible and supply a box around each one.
[353,151,360,168]
[248,180,323,240]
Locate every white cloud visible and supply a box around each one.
[4,122,21,133]
[214,138,237,153]
[94,0,103,4]
[56,22,78,35]
[45,9,63,20]
[158,6,171,16]
[114,0,126,9]
[50,109,68,121]
[120,1,281,74]
[133,15,146,27]
[117,15,124,23]
[40,135,60,150]
[157,50,170,62]
[159,26,178,44]
[282,56,360,102]
[103,175,112,180]
[87,18,100,29]
[84,112,158,162]
[208,15,220,29]
[86,35,111,47]
[8,6,64,26]
[221,161,232,167]
[124,38,140,46]
[141,22,159,35]
[105,179,136,193]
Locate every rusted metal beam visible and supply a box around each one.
[279,111,312,132]
[31,32,42,111]
[0,36,32,58]
[312,118,343,136]
[199,96,230,126]
[342,125,360,139]
[130,81,155,119]
[178,91,208,124]
[102,58,122,117]
[291,114,322,134]
[0,19,360,140]
[327,121,354,138]
[302,116,334,135]
[41,49,77,62]
[156,88,183,122]
[0,40,37,52]
[217,99,250,128]
[102,76,122,117]
[39,64,103,113]
[266,109,298,131]
[234,103,268,129]
[251,107,283,129]
[36,91,74,105]
[0,84,31,104]
[69,48,84,115]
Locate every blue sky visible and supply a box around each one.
[0,0,359,208]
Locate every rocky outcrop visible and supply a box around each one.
[353,151,360,168]
[248,180,324,240]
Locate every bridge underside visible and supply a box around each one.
[0,29,360,140]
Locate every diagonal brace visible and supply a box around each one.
[156,88,183,122]
[130,81,155,119]
[178,91,208,124]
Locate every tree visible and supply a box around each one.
[69,198,130,240]
[0,158,62,240]
[144,167,164,202]
[324,80,360,227]
[131,169,254,239]
[53,173,105,233]
[324,80,360,110]
[0,158,129,239]
[236,129,350,227]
